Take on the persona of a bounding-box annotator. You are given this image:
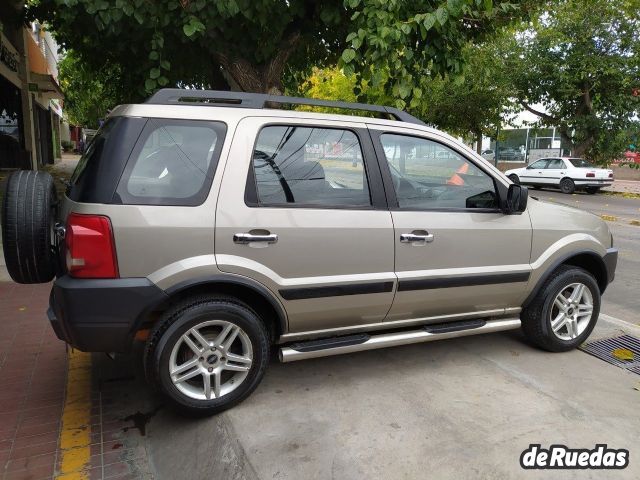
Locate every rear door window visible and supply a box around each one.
[116,119,226,206]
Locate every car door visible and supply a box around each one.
[215,117,395,333]
[521,159,550,185]
[543,158,567,187]
[369,125,532,322]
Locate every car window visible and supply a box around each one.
[569,158,595,168]
[546,159,565,169]
[380,134,498,210]
[528,159,550,169]
[251,126,371,207]
[117,119,226,206]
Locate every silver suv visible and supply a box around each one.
[1,90,617,415]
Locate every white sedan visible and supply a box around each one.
[504,157,613,194]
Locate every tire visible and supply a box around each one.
[585,186,600,195]
[508,174,520,185]
[1,171,57,284]
[559,177,575,194]
[532,186,542,190]
[144,295,270,416]
[521,265,600,352]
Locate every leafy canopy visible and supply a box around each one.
[503,0,640,162]
[28,0,533,104]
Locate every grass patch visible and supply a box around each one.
[601,190,640,200]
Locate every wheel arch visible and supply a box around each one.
[135,275,288,343]
[523,250,608,308]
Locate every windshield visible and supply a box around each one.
[569,158,595,168]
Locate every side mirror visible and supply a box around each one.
[504,184,528,214]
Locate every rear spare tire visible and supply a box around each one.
[1,171,58,283]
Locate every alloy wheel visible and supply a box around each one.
[169,320,253,401]
[549,282,594,341]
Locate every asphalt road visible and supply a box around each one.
[530,188,640,324]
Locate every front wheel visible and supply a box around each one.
[145,296,270,416]
[521,265,600,352]
[559,177,575,194]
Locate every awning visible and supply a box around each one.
[29,72,64,100]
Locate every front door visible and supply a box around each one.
[370,126,532,322]
[522,159,551,185]
[215,117,395,333]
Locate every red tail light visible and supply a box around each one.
[65,213,119,278]
[586,172,595,178]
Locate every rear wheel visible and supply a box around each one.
[521,265,600,352]
[559,177,575,194]
[144,295,270,416]
[1,171,58,283]
[585,186,600,195]
[508,174,520,185]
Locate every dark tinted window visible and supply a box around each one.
[251,126,371,207]
[380,134,498,210]
[67,117,148,203]
[116,119,226,206]
[569,158,595,168]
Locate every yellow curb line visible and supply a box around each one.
[55,349,92,480]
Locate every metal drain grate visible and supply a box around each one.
[579,335,640,375]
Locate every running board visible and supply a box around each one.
[279,318,521,363]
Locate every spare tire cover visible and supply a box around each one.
[1,170,57,284]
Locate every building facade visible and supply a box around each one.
[0,2,63,170]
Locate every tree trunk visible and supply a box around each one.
[572,137,595,158]
[475,129,482,154]
[214,33,300,94]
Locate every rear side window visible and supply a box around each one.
[115,119,226,206]
[249,125,371,208]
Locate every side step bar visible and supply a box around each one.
[279,318,521,363]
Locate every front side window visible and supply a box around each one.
[117,119,226,205]
[528,159,550,169]
[251,126,371,207]
[380,134,498,210]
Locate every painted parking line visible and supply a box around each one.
[56,349,92,480]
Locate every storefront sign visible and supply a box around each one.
[0,34,19,73]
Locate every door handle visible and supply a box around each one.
[233,233,278,244]
[400,233,434,244]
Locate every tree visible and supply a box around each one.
[28,0,533,99]
[414,43,513,152]
[58,50,127,127]
[503,0,640,162]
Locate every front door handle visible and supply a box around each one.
[233,233,278,244]
[400,232,434,244]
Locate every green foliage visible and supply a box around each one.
[57,50,127,128]
[502,0,640,163]
[28,0,532,99]
[340,0,536,109]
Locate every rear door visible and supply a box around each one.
[541,158,566,186]
[369,125,532,322]
[215,117,395,333]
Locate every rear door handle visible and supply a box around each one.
[400,233,434,244]
[233,233,278,244]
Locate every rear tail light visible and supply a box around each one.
[586,172,595,178]
[65,213,119,278]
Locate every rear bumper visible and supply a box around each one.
[48,275,167,352]
[574,179,613,187]
[603,247,618,285]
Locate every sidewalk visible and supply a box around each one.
[0,282,155,479]
[603,179,640,195]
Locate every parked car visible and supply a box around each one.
[481,149,495,161]
[1,90,617,415]
[505,157,614,194]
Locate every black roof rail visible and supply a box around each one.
[145,88,425,125]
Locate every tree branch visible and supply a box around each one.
[519,101,560,124]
